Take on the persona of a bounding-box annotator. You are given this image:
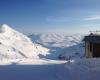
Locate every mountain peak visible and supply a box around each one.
[1,24,9,27]
[0,24,49,59]
[0,24,11,29]
[0,24,12,33]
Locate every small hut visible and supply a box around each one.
[84,33,100,58]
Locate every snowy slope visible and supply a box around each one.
[29,33,85,59]
[0,24,49,59]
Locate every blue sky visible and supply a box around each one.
[0,0,100,34]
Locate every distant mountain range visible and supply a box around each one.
[29,33,85,60]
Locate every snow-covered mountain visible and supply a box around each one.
[0,25,100,80]
[29,33,83,47]
[0,24,49,59]
[29,33,85,60]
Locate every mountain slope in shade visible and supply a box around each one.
[0,24,49,59]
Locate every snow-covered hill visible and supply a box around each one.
[29,33,85,59]
[0,24,49,59]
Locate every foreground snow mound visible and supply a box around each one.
[0,24,49,59]
[29,33,85,59]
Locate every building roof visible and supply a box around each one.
[83,35,100,43]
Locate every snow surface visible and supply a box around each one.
[0,24,49,59]
[0,58,100,80]
[29,33,85,59]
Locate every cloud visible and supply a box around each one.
[84,15,100,20]
[47,15,100,22]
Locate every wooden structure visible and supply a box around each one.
[83,34,100,58]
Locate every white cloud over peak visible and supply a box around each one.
[84,15,100,20]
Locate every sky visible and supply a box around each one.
[0,0,100,34]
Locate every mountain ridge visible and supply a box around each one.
[0,24,49,59]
